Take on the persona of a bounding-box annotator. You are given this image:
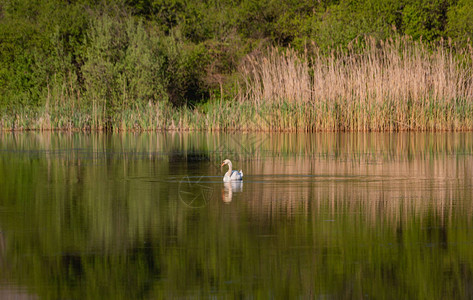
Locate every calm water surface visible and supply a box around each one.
[1,132,473,299]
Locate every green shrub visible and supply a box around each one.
[446,0,473,45]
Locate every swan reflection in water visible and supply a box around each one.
[222,181,243,203]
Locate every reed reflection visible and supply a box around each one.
[0,132,472,298]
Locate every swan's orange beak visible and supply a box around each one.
[221,162,225,167]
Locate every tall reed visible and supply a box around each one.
[238,36,473,131]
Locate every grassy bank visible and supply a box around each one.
[0,100,318,132]
[2,98,473,132]
[2,36,473,132]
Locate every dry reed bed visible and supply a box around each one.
[238,36,473,131]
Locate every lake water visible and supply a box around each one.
[1,132,473,299]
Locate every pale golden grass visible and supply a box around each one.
[238,36,473,131]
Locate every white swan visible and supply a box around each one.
[221,159,243,182]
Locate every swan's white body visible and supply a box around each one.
[221,159,243,182]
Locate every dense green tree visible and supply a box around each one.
[402,0,452,41]
[0,0,90,108]
[446,0,473,45]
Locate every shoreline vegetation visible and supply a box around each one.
[1,1,473,132]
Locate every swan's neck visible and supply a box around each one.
[225,162,233,177]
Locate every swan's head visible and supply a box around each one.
[221,159,231,167]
